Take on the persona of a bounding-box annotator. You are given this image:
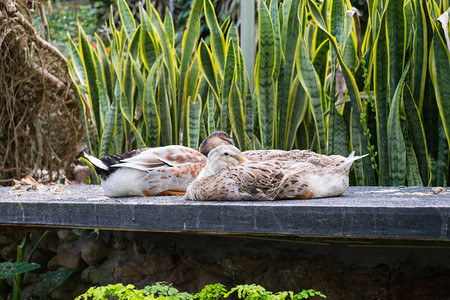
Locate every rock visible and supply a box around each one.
[0,244,16,260]
[255,269,297,292]
[143,250,175,275]
[47,255,60,271]
[81,266,114,286]
[80,238,109,266]
[57,244,82,269]
[38,231,60,253]
[0,234,12,245]
[51,288,72,300]
[57,229,79,243]
[115,262,143,282]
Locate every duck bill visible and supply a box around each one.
[238,156,249,164]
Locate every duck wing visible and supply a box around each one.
[186,161,287,201]
[111,146,206,171]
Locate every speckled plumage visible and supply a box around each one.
[184,145,367,201]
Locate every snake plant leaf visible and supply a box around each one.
[388,61,410,186]
[411,0,428,110]
[328,105,349,156]
[204,0,226,75]
[330,0,345,50]
[199,41,220,102]
[113,81,123,154]
[403,85,430,185]
[256,0,276,149]
[70,73,93,154]
[117,0,136,41]
[100,96,117,157]
[286,76,308,151]
[122,55,134,119]
[221,41,236,132]
[120,92,146,148]
[240,80,253,151]
[186,95,202,149]
[277,0,300,150]
[229,83,246,150]
[373,15,390,185]
[435,121,449,186]
[158,67,173,145]
[386,0,406,102]
[95,35,113,101]
[185,57,201,105]
[164,10,175,48]
[148,4,178,142]
[143,57,162,147]
[269,0,281,81]
[68,35,86,85]
[296,41,325,153]
[139,8,159,70]
[131,57,145,117]
[429,12,450,149]
[206,89,216,135]
[405,139,424,186]
[128,25,141,60]
[78,25,101,136]
[178,0,203,125]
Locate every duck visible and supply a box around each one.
[209,131,367,169]
[83,132,234,197]
[184,145,367,201]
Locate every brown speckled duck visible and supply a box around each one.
[184,145,367,201]
[83,132,234,197]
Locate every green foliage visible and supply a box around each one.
[143,282,194,299]
[70,0,450,186]
[0,263,40,280]
[75,282,326,300]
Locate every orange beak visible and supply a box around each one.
[238,155,249,164]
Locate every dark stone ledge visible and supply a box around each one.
[0,185,449,241]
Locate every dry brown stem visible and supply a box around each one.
[0,0,83,184]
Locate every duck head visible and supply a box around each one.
[199,145,248,177]
[198,131,235,156]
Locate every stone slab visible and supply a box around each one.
[0,185,449,240]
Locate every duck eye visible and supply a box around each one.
[224,152,229,156]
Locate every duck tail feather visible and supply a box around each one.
[83,152,109,171]
[337,153,369,171]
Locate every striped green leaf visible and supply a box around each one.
[199,41,220,101]
[277,0,300,150]
[286,76,308,150]
[411,0,428,110]
[386,0,406,101]
[178,0,203,129]
[429,13,450,148]
[68,35,86,85]
[296,41,325,153]
[405,139,424,186]
[143,57,162,147]
[220,42,236,131]
[204,0,226,75]
[387,61,410,186]
[229,84,246,150]
[78,25,100,135]
[373,15,390,185]
[100,97,118,157]
[117,0,136,41]
[186,95,202,149]
[158,67,172,145]
[256,0,276,149]
[403,85,429,185]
